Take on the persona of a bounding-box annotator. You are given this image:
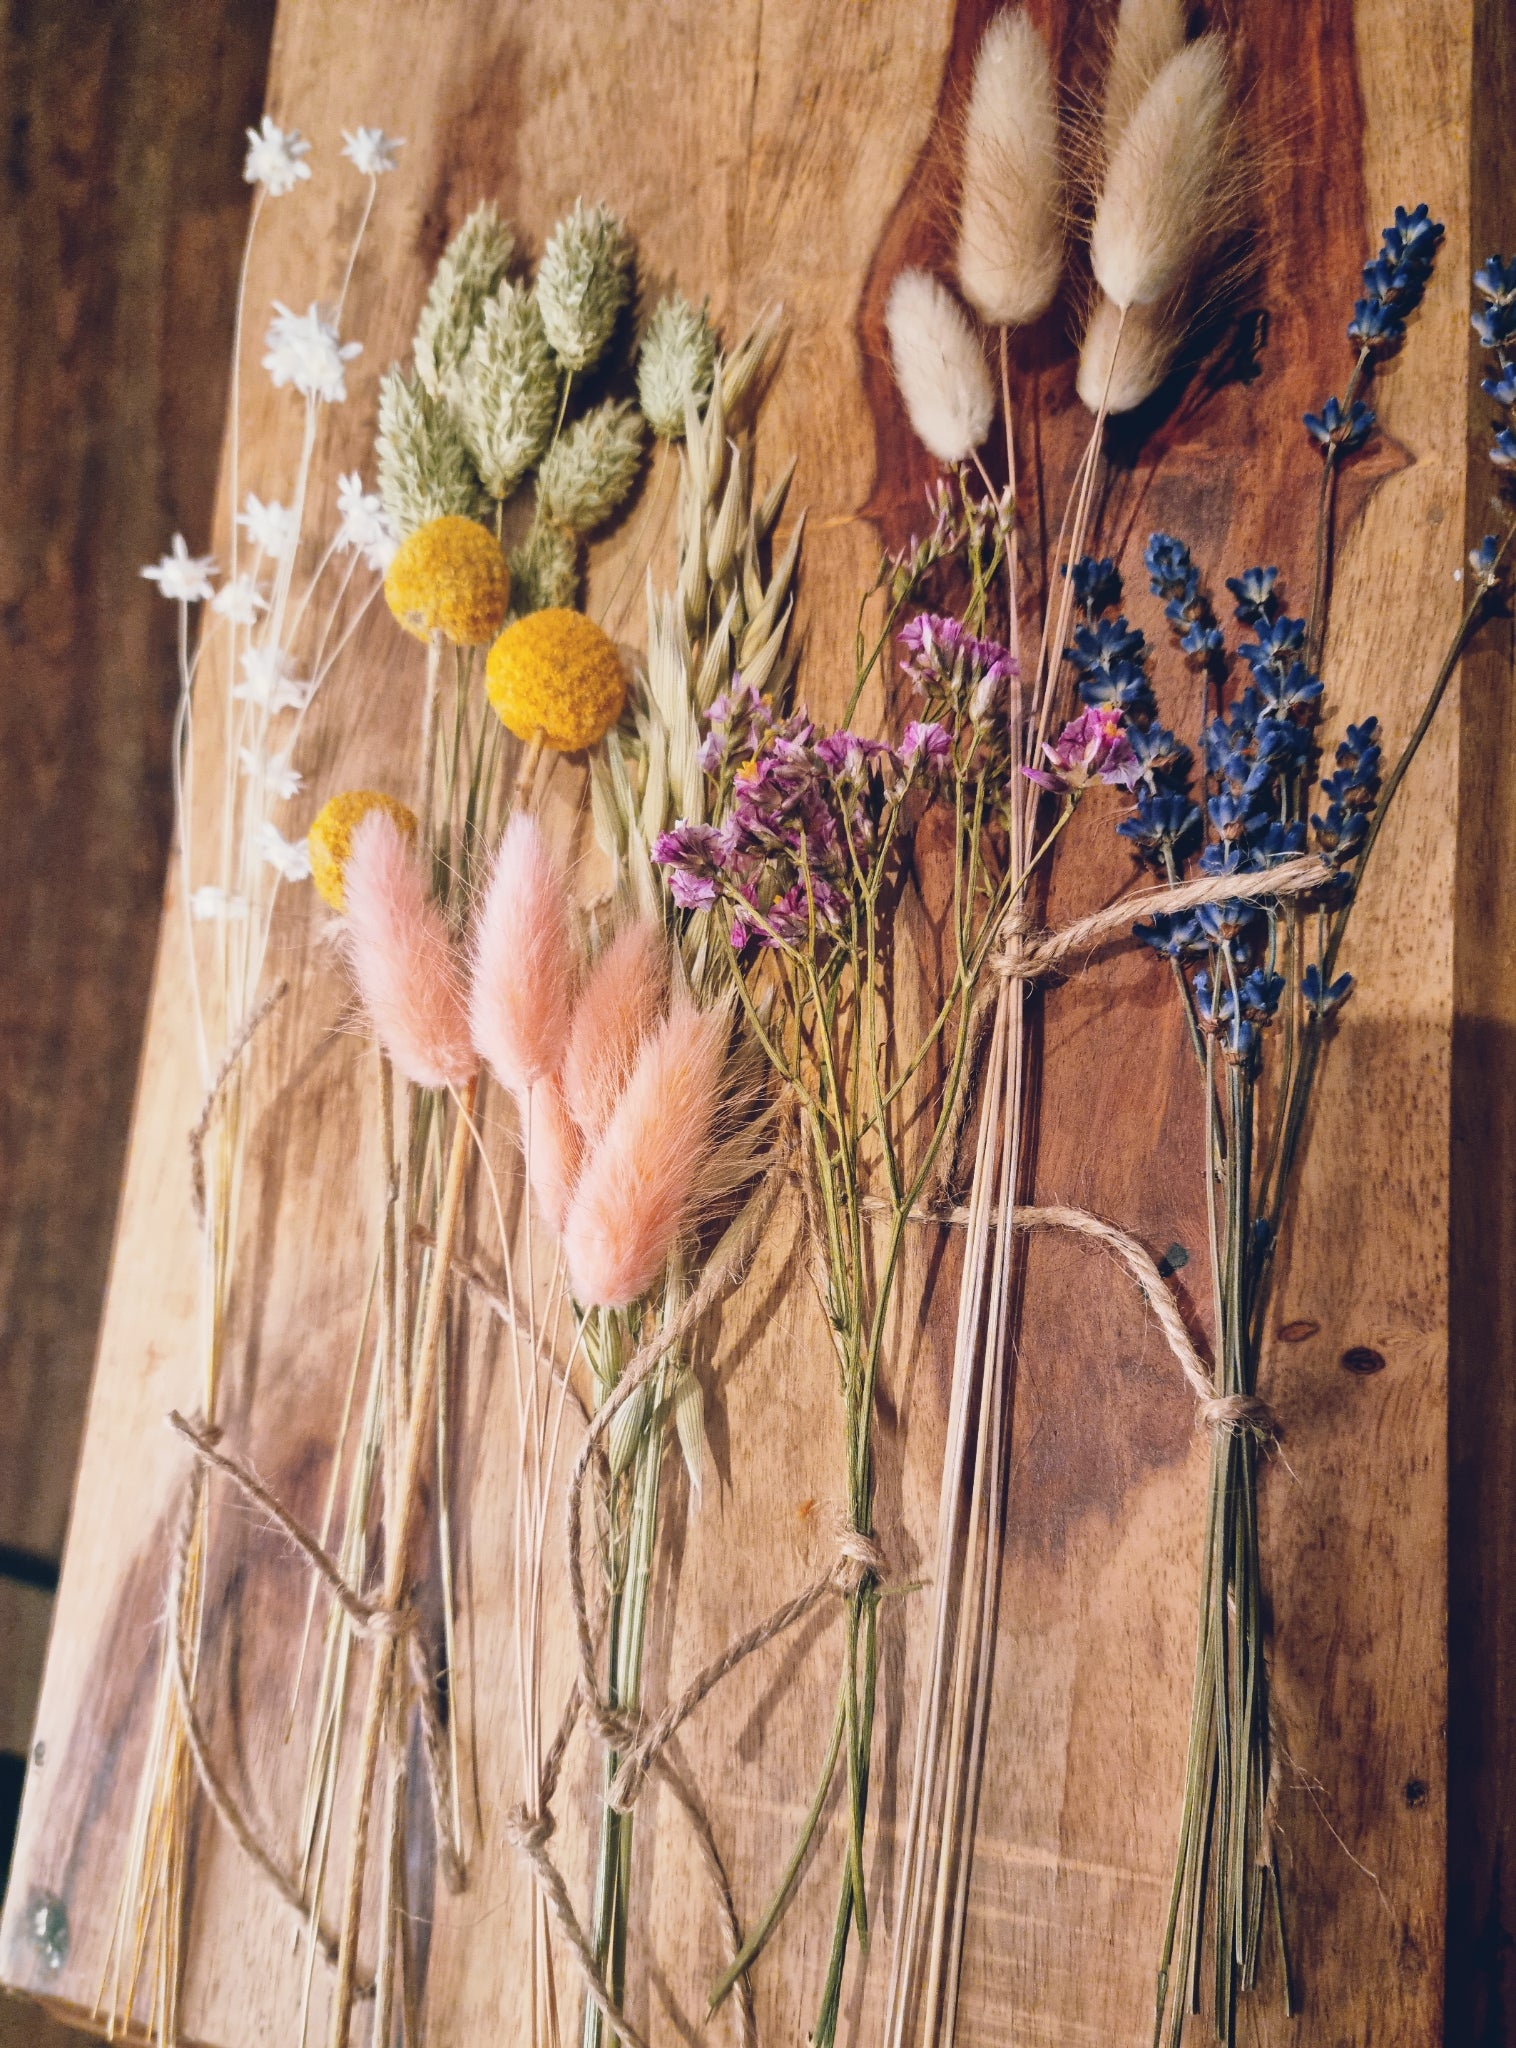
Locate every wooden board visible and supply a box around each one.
[3,0,1510,2042]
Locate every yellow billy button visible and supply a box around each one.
[485,606,627,752]
[383,515,510,647]
[307,790,419,912]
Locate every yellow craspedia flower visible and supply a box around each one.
[485,607,626,752]
[383,515,510,646]
[307,789,418,912]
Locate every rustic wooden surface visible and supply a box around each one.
[1,0,1507,2042]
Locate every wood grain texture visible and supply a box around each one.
[0,2,1504,2044]
[0,0,275,1564]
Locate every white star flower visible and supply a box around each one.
[141,535,216,604]
[262,301,362,405]
[190,886,250,922]
[233,645,313,714]
[236,493,298,561]
[238,745,304,801]
[243,116,312,197]
[341,127,403,177]
[335,470,399,571]
[255,820,313,883]
[210,573,268,624]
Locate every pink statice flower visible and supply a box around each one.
[1021,705,1139,792]
[901,719,952,773]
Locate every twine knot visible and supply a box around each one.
[832,1530,887,1595]
[505,1802,555,1854]
[1197,1392,1279,1441]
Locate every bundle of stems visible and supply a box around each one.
[106,125,396,2045]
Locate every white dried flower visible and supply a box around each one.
[536,201,634,374]
[536,398,644,533]
[256,820,312,883]
[1100,0,1186,162]
[237,492,297,561]
[335,471,398,569]
[341,126,402,177]
[376,368,484,536]
[1089,35,1232,310]
[262,301,361,403]
[141,535,216,604]
[233,646,312,714]
[190,886,249,922]
[507,519,580,615]
[239,746,303,801]
[956,9,1063,328]
[637,293,717,438]
[243,116,311,197]
[1076,290,1184,413]
[457,281,559,497]
[211,574,268,624]
[413,201,514,399]
[884,269,994,464]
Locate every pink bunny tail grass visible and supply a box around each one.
[561,919,669,1142]
[344,810,474,1090]
[520,1077,584,1234]
[562,994,729,1310]
[469,812,577,1094]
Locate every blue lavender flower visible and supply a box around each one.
[1238,615,1306,679]
[1302,964,1355,1015]
[1482,367,1516,407]
[1473,300,1516,350]
[1470,533,1503,584]
[1145,532,1194,600]
[1225,566,1278,623]
[1065,554,1121,618]
[1347,297,1404,347]
[1068,616,1144,675]
[1256,659,1323,724]
[1303,395,1375,449]
[1208,790,1266,843]
[1490,428,1516,468]
[1194,899,1259,944]
[1128,723,1190,782]
[1312,802,1369,864]
[1346,204,1443,349]
[1254,819,1308,863]
[1238,968,1286,1021]
[1474,253,1516,304]
[1117,790,1201,855]
[1134,909,1206,958]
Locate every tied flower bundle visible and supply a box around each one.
[652,488,1075,2044]
[1113,204,1516,2046]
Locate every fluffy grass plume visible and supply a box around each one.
[956,8,1063,328]
[468,813,577,1093]
[638,293,717,439]
[1089,35,1232,310]
[1076,289,1184,412]
[562,993,728,1309]
[458,280,559,499]
[563,920,668,1141]
[885,269,995,464]
[376,368,482,536]
[525,1076,584,1232]
[536,200,634,374]
[414,201,515,398]
[344,810,474,1090]
[536,398,645,533]
[1099,0,1187,163]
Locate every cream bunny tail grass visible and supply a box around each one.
[562,994,729,1310]
[1076,289,1184,413]
[468,812,578,1095]
[885,268,995,465]
[1099,0,1187,165]
[344,811,474,1091]
[1089,34,1234,311]
[956,8,1063,328]
[562,919,668,1142]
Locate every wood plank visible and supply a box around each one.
[0,0,275,1564]
[0,1,1498,2043]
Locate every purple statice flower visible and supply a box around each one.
[900,719,952,773]
[698,678,772,773]
[652,818,728,910]
[1021,706,1138,792]
[816,730,895,781]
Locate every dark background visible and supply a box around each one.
[0,1,276,2034]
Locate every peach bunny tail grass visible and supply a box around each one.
[956,8,1063,329]
[562,994,730,1310]
[520,1076,584,1234]
[1088,34,1234,312]
[1098,0,1186,166]
[343,810,475,1090]
[885,268,995,465]
[561,919,668,1143]
[469,811,578,1094]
